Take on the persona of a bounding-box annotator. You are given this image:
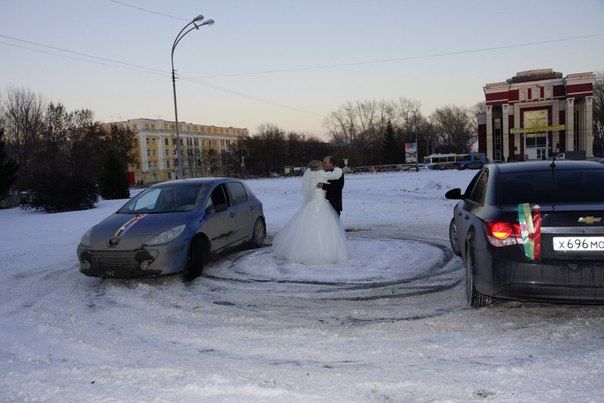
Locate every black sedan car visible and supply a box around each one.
[446,160,604,307]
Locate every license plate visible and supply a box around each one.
[553,237,604,252]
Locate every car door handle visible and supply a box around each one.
[458,212,462,216]
[230,212,235,218]
[249,205,255,211]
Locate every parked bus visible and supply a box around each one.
[423,153,486,170]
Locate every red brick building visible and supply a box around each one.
[478,69,595,161]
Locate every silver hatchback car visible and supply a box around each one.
[77,178,266,278]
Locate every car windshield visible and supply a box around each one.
[497,170,604,205]
[118,185,207,213]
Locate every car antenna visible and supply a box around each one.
[549,153,556,212]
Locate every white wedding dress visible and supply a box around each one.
[273,168,348,265]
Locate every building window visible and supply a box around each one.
[221,139,226,147]
[520,88,527,102]
[147,150,151,157]
[532,86,540,101]
[165,138,169,146]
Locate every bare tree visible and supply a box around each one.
[324,97,424,165]
[430,105,474,153]
[1,87,46,183]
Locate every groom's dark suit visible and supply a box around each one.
[322,168,344,215]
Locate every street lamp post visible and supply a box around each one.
[171,14,214,179]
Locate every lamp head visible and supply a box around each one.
[200,19,215,26]
[192,14,204,22]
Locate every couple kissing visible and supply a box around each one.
[273,156,348,265]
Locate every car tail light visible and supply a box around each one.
[485,221,522,247]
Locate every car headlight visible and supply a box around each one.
[80,228,93,247]
[145,225,186,246]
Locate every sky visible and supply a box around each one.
[1,0,603,138]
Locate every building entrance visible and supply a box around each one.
[524,133,548,160]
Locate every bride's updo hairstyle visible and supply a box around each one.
[308,160,323,171]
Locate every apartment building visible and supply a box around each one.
[108,118,248,184]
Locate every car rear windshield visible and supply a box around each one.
[497,169,604,205]
[118,185,207,213]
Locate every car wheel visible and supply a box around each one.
[249,218,266,248]
[449,218,462,256]
[185,236,209,278]
[465,243,492,308]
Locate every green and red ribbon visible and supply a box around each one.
[517,203,541,261]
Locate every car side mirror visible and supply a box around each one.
[445,188,464,200]
[214,203,228,213]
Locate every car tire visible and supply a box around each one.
[248,218,266,248]
[465,242,492,308]
[449,218,462,256]
[185,236,209,278]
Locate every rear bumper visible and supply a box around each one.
[490,258,604,304]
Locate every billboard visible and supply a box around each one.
[405,142,417,164]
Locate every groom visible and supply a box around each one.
[317,155,344,216]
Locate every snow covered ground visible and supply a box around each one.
[0,170,602,401]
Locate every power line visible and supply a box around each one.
[0,35,325,117]
[181,77,326,117]
[103,1,603,82]
[186,33,604,79]
[0,40,166,76]
[0,33,166,74]
[107,0,188,21]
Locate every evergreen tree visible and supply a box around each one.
[24,142,98,212]
[381,121,401,164]
[99,151,130,199]
[0,128,18,198]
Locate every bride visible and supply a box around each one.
[273,160,348,265]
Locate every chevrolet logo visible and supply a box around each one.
[578,216,602,225]
[108,237,121,247]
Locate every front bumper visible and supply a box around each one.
[77,240,189,279]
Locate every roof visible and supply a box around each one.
[152,178,235,187]
[493,160,603,174]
